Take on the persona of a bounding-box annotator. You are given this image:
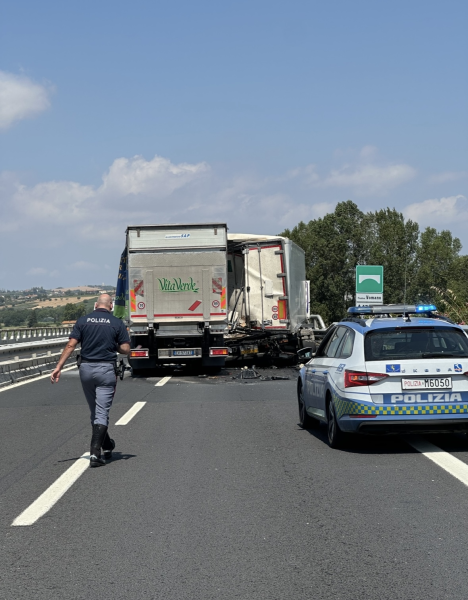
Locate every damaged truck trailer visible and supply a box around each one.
[226,234,316,362]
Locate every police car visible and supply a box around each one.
[297,304,468,448]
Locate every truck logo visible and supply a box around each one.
[157,277,199,293]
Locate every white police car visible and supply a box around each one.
[297,304,468,448]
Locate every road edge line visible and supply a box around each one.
[408,436,468,487]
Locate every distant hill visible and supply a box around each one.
[53,286,115,293]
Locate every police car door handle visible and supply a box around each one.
[310,369,316,373]
[322,370,329,375]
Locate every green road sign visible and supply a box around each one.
[356,265,384,293]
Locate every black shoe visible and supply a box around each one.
[90,424,108,468]
[103,438,115,461]
[90,453,106,468]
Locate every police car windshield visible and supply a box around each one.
[364,327,468,361]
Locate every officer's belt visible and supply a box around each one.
[80,358,116,363]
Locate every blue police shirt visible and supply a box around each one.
[70,309,130,362]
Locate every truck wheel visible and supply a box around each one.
[298,383,319,429]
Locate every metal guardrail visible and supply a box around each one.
[0,338,69,358]
[0,349,79,388]
[0,326,74,342]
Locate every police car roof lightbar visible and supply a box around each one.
[347,304,437,315]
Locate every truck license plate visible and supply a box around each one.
[173,350,195,356]
[402,377,452,390]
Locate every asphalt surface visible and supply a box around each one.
[2,367,468,599]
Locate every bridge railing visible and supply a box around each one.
[0,326,74,342]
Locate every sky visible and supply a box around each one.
[0,0,467,290]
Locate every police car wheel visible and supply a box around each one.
[298,384,319,429]
[327,398,344,448]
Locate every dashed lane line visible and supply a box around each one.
[155,376,171,387]
[11,453,90,527]
[11,396,148,525]
[408,436,468,487]
[114,401,147,425]
[0,365,77,394]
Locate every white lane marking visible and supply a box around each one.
[114,401,147,425]
[408,436,468,487]
[0,365,77,394]
[11,453,90,526]
[155,376,171,387]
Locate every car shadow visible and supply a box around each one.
[299,422,430,454]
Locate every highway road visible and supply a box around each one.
[2,367,468,599]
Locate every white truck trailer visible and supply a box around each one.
[122,223,229,371]
[225,234,316,360]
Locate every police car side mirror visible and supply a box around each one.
[298,342,317,361]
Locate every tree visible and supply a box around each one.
[410,227,462,302]
[448,255,468,301]
[62,303,77,321]
[283,201,368,322]
[364,208,419,304]
[62,302,87,321]
[27,310,38,327]
[75,303,87,318]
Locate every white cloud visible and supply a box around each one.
[319,163,415,195]
[100,155,210,197]
[0,71,52,130]
[67,261,99,271]
[359,145,379,159]
[0,148,419,278]
[428,171,468,184]
[26,267,60,278]
[288,147,416,196]
[5,154,210,241]
[27,267,48,275]
[404,195,468,226]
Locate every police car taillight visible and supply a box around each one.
[344,370,388,387]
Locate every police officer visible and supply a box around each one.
[51,294,130,468]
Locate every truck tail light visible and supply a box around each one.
[278,300,287,320]
[209,348,229,356]
[344,370,388,388]
[130,349,149,358]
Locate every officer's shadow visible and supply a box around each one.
[58,452,137,464]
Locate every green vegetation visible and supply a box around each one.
[281,201,468,323]
[0,299,98,328]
